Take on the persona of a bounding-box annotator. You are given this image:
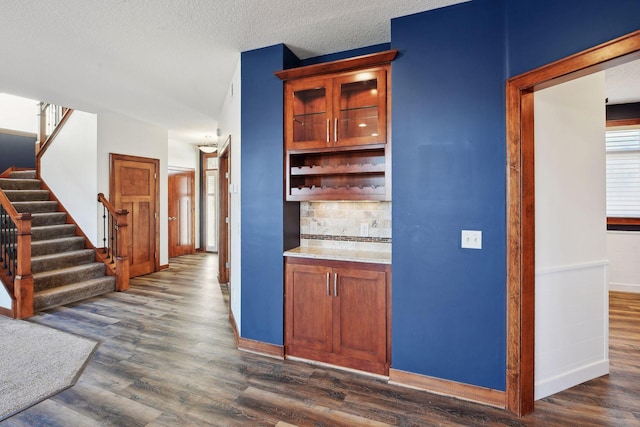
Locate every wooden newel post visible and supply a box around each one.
[115,209,129,291]
[14,213,34,319]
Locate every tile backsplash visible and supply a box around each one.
[300,201,391,252]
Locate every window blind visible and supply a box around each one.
[606,128,640,217]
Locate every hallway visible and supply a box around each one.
[2,253,639,426]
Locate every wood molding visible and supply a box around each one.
[0,128,37,138]
[0,306,13,318]
[389,369,506,409]
[158,264,169,271]
[275,50,398,81]
[36,108,74,178]
[238,337,285,359]
[606,118,640,127]
[505,29,640,416]
[607,217,640,225]
[229,307,239,345]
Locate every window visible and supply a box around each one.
[606,127,640,220]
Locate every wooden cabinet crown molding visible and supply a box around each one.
[275,49,398,81]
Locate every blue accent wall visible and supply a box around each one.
[506,0,640,77]
[390,0,507,390]
[0,132,36,173]
[301,43,391,66]
[241,44,300,345]
[239,0,640,390]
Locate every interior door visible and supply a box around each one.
[168,168,195,258]
[111,154,159,277]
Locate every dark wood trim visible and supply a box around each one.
[0,128,37,138]
[0,166,32,178]
[607,217,640,226]
[389,369,506,409]
[218,136,231,284]
[0,306,13,318]
[36,108,74,179]
[606,118,640,127]
[168,167,196,257]
[158,264,169,271]
[275,50,398,81]
[238,337,285,359]
[505,29,640,416]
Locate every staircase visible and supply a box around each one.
[0,170,115,312]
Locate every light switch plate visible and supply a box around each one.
[461,230,482,249]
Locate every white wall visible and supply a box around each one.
[41,111,99,243]
[217,58,242,333]
[534,72,609,399]
[168,139,200,249]
[608,231,640,293]
[0,284,11,310]
[0,93,39,134]
[97,112,169,265]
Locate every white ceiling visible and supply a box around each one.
[605,59,640,105]
[0,0,466,144]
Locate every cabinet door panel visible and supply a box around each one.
[285,78,333,150]
[285,263,333,353]
[332,267,387,363]
[333,68,387,147]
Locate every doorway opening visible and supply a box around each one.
[202,154,219,253]
[506,30,640,416]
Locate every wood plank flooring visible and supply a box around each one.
[2,253,640,426]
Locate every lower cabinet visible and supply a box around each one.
[284,256,390,375]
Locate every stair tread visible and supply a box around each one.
[32,249,95,262]
[34,276,116,295]
[33,262,106,279]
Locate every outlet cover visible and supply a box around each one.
[461,230,482,249]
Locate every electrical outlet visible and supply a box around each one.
[461,230,482,249]
[360,223,369,237]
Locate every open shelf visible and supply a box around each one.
[287,147,388,201]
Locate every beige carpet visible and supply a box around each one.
[0,315,97,421]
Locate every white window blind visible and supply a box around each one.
[606,128,640,217]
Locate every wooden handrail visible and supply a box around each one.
[0,187,33,319]
[97,193,130,291]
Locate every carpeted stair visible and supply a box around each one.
[0,170,115,312]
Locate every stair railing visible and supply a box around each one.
[36,103,74,179]
[0,189,34,319]
[97,193,130,292]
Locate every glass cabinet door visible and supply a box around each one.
[286,78,333,150]
[333,69,387,146]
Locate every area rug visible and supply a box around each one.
[0,316,97,421]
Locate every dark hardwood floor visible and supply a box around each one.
[3,253,640,426]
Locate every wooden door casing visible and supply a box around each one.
[168,168,195,258]
[218,137,230,284]
[111,154,159,277]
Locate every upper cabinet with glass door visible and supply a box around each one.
[278,51,396,151]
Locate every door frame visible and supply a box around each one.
[218,136,231,284]
[110,153,161,275]
[201,153,219,252]
[168,166,196,257]
[506,30,640,416]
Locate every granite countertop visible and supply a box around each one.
[284,246,391,265]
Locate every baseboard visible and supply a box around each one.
[389,369,506,409]
[609,282,640,294]
[229,307,239,345]
[238,337,284,359]
[535,359,609,400]
[0,306,13,318]
[158,264,169,271]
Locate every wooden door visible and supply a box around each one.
[285,262,333,355]
[168,168,195,258]
[111,154,159,277]
[218,137,230,284]
[332,266,387,367]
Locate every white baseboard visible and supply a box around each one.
[535,359,609,400]
[609,282,640,294]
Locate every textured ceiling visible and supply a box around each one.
[605,59,640,106]
[0,0,466,143]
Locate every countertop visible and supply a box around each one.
[284,246,391,265]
